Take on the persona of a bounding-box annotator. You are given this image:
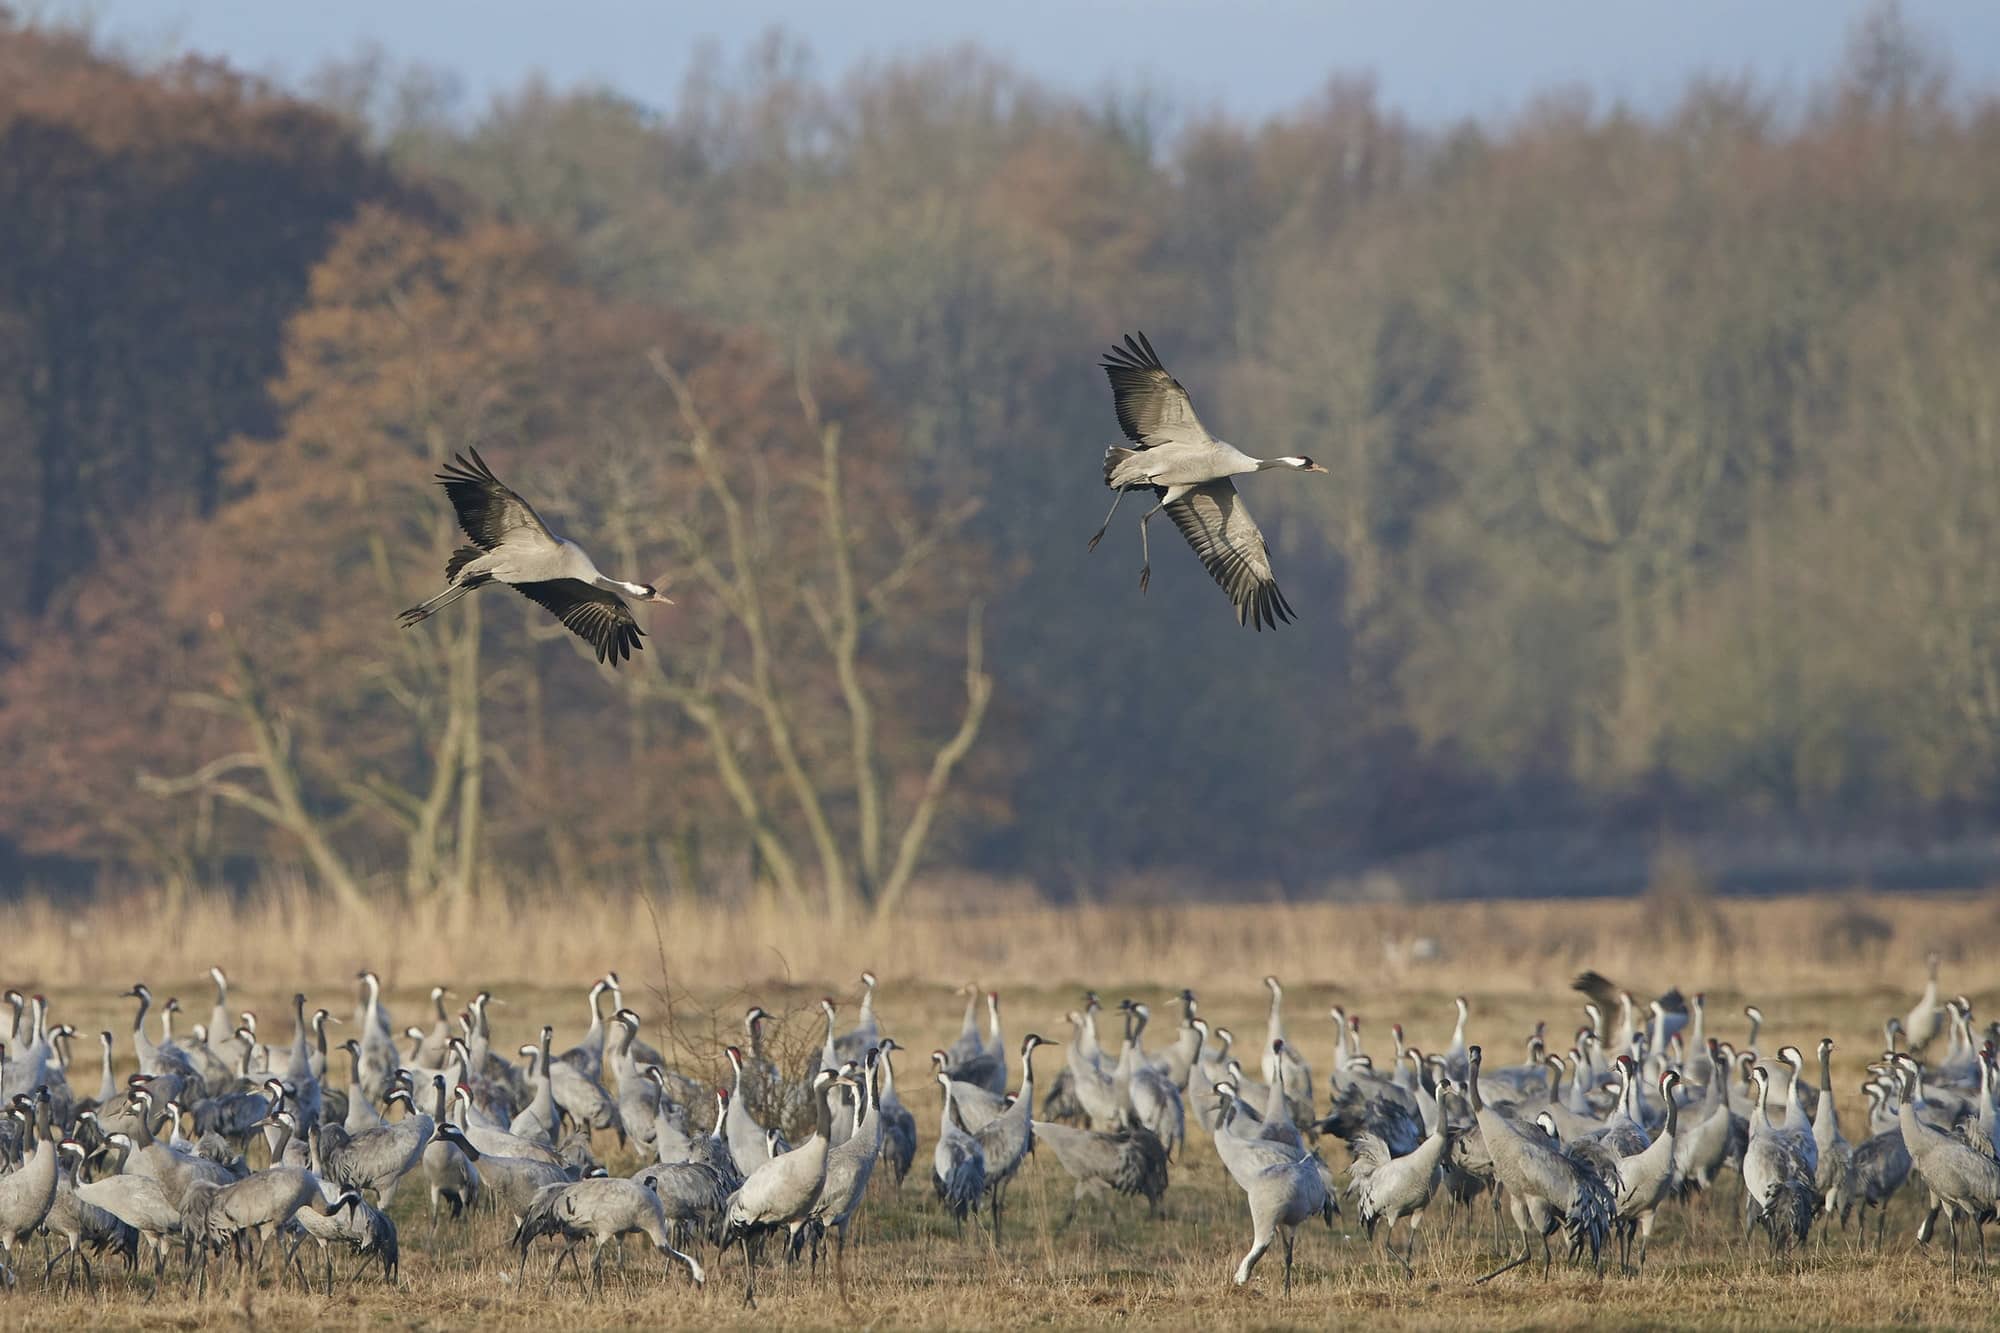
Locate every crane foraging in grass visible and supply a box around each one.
[1088,332,1325,630]
[398,448,672,665]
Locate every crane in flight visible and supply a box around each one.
[397,449,671,665]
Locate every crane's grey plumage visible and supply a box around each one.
[1608,1070,1681,1272]
[931,1071,987,1228]
[290,1127,399,1293]
[179,1114,365,1293]
[1742,1066,1816,1254]
[1893,1055,2000,1279]
[1351,1078,1460,1273]
[720,1069,852,1306]
[43,1139,134,1290]
[1207,1084,1329,1290]
[1844,1120,1913,1249]
[398,448,671,664]
[874,1039,919,1188]
[1904,953,1944,1057]
[1466,1047,1614,1283]
[73,1135,185,1281]
[0,1093,59,1287]
[515,1176,704,1292]
[323,1082,434,1206]
[723,1046,787,1170]
[971,1034,1048,1242]
[795,1048,886,1297]
[1030,1116,1171,1223]
[1811,1038,1853,1222]
[1088,332,1324,629]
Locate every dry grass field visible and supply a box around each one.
[4,885,2000,1329]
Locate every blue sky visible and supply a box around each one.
[94,1,2000,127]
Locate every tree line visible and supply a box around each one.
[2,5,1996,909]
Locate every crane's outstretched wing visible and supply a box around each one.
[509,579,645,664]
[436,448,556,552]
[1101,331,1212,448]
[1165,480,1295,631]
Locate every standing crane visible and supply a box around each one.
[398,448,672,664]
[1608,1070,1681,1272]
[1893,1054,2000,1279]
[971,1034,1050,1242]
[1351,1077,1461,1273]
[931,1072,988,1231]
[1208,1085,1329,1291]
[1087,332,1326,628]
[1743,1067,1816,1256]
[720,1069,854,1307]
[1465,1047,1614,1282]
[1812,1038,1853,1226]
[1905,954,1945,1057]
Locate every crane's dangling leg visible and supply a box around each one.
[1087,487,1129,553]
[1138,501,1164,594]
[396,574,489,628]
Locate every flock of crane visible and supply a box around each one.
[0,955,1996,1307]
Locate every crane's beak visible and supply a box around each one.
[1304,462,1329,473]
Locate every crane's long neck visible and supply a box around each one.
[590,573,650,598]
[1663,1085,1679,1138]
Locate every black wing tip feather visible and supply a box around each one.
[1242,583,1297,632]
[1100,329,1165,375]
[434,447,499,487]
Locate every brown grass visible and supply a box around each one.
[6,880,1997,998]
[4,884,1999,1328]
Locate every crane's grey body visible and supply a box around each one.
[1088,332,1325,629]
[1893,1056,2000,1278]
[1742,1067,1816,1253]
[1030,1117,1171,1222]
[931,1072,987,1228]
[1208,1086,1328,1290]
[515,1175,704,1292]
[971,1035,1048,1242]
[1609,1071,1681,1272]
[874,1040,919,1188]
[73,1142,185,1279]
[398,449,670,665]
[721,1070,851,1307]
[1350,1079,1459,1273]
[1466,1047,1614,1283]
